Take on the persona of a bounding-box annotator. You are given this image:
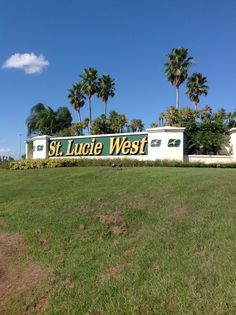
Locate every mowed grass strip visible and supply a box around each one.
[1,167,236,314]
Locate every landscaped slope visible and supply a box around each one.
[0,167,236,314]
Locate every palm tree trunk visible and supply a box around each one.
[89,96,92,134]
[176,86,179,109]
[77,110,82,123]
[194,102,197,111]
[104,100,107,119]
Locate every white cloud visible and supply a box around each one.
[2,53,49,74]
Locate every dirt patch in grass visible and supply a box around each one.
[195,249,206,257]
[98,211,127,235]
[73,205,94,213]
[0,232,51,314]
[109,224,127,236]
[101,262,132,281]
[99,211,122,224]
[116,191,129,197]
[172,206,189,220]
[63,276,74,289]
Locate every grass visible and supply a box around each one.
[1,167,236,314]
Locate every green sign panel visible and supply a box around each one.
[48,134,148,157]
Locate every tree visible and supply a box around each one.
[56,122,84,136]
[83,117,90,134]
[26,103,45,136]
[159,105,230,155]
[55,107,73,131]
[227,111,236,129]
[186,73,208,110]
[90,114,110,135]
[164,47,193,109]
[97,75,115,119]
[68,83,85,122]
[37,106,56,135]
[158,112,165,126]
[26,103,72,136]
[109,111,128,133]
[129,119,144,132]
[199,105,212,122]
[80,67,98,132]
[150,122,158,128]
[179,106,198,124]
[163,106,180,126]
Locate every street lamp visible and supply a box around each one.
[19,134,22,160]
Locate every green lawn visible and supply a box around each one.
[1,167,236,314]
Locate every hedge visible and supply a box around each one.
[7,158,236,170]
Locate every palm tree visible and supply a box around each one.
[83,117,90,134]
[26,103,45,136]
[68,83,85,122]
[130,119,144,132]
[158,112,165,126]
[97,75,115,119]
[80,68,98,132]
[164,106,180,126]
[26,103,72,136]
[108,111,128,133]
[186,73,208,110]
[164,47,193,109]
[150,122,158,128]
[35,106,56,135]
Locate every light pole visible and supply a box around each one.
[19,134,22,160]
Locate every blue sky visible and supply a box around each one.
[0,0,236,158]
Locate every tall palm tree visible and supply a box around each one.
[68,83,85,122]
[80,67,98,132]
[164,47,193,109]
[186,73,208,110]
[97,75,115,119]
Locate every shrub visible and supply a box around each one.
[8,158,236,170]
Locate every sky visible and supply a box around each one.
[0,0,236,158]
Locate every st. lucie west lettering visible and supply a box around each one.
[48,136,148,157]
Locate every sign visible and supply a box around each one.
[48,134,148,157]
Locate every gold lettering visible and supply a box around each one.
[94,142,103,155]
[55,142,62,156]
[89,138,96,155]
[74,143,81,155]
[121,140,131,155]
[109,137,126,155]
[48,141,57,157]
[82,143,90,155]
[66,140,75,156]
[139,136,148,154]
[130,140,140,155]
